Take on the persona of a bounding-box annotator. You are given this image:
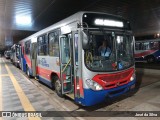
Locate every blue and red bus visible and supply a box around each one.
[10,44,20,67]
[135,39,160,63]
[17,11,136,106]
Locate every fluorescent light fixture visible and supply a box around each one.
[95,19,123,27]
[16,15,32,26]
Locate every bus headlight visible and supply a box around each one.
[86,79,103,91]
[130,73,135,81]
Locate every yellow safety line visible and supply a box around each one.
[0,74,9,77]
[0,59,3,120]
[5,63,41,120]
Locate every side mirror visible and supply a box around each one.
[82,31,89,50]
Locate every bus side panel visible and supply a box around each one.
[20,45,27,72]
[152,50,160,61]
[37,56,60,87]
[22,56,27,72]
[135,50,159,61]
[37,66,52,81]
[38,75,52,88]
[24,54,32,75]
[37,67,60,88]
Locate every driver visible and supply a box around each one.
[98,40,111,57]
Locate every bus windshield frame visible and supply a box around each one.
[84,30,134,72]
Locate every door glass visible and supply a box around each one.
[74,34,78,65]
[61,37,70,64]
[60,36,72,93]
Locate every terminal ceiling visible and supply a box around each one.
[0,0,160,49]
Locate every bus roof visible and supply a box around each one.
[19,11,126,43]
[135,38,160,43]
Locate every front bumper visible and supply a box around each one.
[78,79,136,106]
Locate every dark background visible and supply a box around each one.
[0,0,160,50]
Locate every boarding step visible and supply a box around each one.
[65,93,74,99]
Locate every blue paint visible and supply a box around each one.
[21,56,26,72]
[75,80,136,106]
[38,76,52,88]
[19,54,25,72]
[135,50,160,62]
[38,58,49,67]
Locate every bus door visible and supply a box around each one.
[31,42,37,76]
[72,31,81,99]
[19,45,23,69]
[59,32,81,98]
[59,34,73,94]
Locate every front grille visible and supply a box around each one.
[100,69,132,82]
[105,84,116,88]
[92,68,134,89]
[120,80,128,85]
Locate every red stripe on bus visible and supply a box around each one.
[74,77,77,97]
[79,79,84,97]
[24,55,31,68]
[135,50,157,58]
[37,66,60,80]
[37,66,84,97]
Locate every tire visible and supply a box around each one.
[55,79,63,97]
[147,56,155,63]
[26,66,31,78]
[51,76,56,90]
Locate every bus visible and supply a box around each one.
[18,11,136,106]
[10,44,20,67]
[135,39,160,63]
[4,50,11,59]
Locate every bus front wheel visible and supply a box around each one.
[55,79,63,97]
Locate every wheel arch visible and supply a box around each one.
[50,72,60,88]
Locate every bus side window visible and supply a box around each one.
[38,35,48,56]
[25,40,31,55]
[140,43,143,50]
[135,43,139,50]
[153,42,159,50]
[49,31,59,57]
[61,37,70,63]
[143,42,149,50]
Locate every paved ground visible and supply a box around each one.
[0,57,160,120]
[0,58,76,120]
[135,62,160,69]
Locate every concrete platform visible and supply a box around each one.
[0,58,75,120]
[0,57,160,120]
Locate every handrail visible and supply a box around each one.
[62,58,71,73]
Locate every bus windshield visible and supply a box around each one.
[84,31,134,72]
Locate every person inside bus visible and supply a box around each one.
[98,40,111,57]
